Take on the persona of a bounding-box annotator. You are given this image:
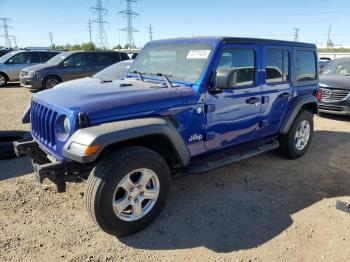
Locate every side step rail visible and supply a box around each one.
[186,140,279,174]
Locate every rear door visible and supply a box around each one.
[260,45,293,137]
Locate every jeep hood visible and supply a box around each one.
[319,75,350,91]
[33,77,193,124]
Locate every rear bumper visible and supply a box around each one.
[19,76,42,89]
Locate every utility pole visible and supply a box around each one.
[48,32,54,46]
[11,36,17,48]
[119,0,139,48]
[88,18,93,43]
[327,24,332,47]
[0,18,13,48]
[148,24,153,41]
[293,28,300,42]
[91,0,109,49]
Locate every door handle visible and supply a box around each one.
[280,92,292,98]
[246,97,260,104]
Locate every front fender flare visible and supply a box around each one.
[63,117,190,166]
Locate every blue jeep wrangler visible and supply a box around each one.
[15,37,320,236]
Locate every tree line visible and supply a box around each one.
[50,42,136,51]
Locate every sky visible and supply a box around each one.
[1,0,350,48]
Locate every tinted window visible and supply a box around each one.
[85,53,96,66]
[96,53,113,65]
[9,52,32,64]
[40,52,58,62]
[296,50,317,81]
[265,49,289,83]
[28,52,41,63]
[217,49,255,87]
[65,53,86,67]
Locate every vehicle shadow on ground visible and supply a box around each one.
[0,156,33,181]
[120,130,350,252]
[318,113,350,122]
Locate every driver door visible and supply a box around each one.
[205,44,262,150]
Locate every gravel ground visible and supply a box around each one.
[0,85,350,262]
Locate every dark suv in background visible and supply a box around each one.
[0,49,59,87]
[319,57,350,115]
[20,51,130,89]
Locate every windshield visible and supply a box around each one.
[128,43,213,83]
[0,51,17,63]
[93,60,133,80]
[322,59,350,76]
[46,52,71,65]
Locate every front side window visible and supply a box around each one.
[129,43,213,83]
[9,53,31,64]
[295,50,317,81]
[217,49,255,87]
[65,53,86,67]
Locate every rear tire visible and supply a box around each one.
[43,76,61,89]
[85,146,171,236]
[278,110,314,159]
[0,73,8,87]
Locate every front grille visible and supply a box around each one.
[320,88,350,102]
[31,101,58,149]
[319,104,344,112]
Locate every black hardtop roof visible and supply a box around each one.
[157,36,316,48]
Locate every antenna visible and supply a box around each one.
[48,32,54,46]
[293,28,300,42]
[88,18,93,43]
[0,18,14,48]
[148,24,153,41]
[91,0,109,49]
[119,0,139,48]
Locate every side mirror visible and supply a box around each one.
[63,61,69,67]
[7,59,14,64]
[210,68,237,94]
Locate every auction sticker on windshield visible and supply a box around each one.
[187,50,211,59]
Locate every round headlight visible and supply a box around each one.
[64,117,71,134]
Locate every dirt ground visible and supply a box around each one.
[0,85,350,262]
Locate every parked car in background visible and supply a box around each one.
[20,51,130,90]
[319,57,350,115]
[0,48,12,58]
[0,49,60,87]
[93,59,133,81]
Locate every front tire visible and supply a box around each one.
[279,110,314,159]
[43,76,60,89]
[0,73,8,87]
[85,146,171,236]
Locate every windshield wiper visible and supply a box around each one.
[155,72,173,87]
[130,70,144,81]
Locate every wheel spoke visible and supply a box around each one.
[132,201,143,217]
[138,170,153,188]
[120,176,134,191]
[143,188,159,200]
[113,197,131,214]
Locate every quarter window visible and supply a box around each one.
[295,50,317,81]
[265,49,289,84]
[217,49,255,87]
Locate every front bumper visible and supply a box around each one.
[14,139,82,192]
[19,76,42,89]
[318,100,350,115]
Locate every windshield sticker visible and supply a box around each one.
[186,50,211,59]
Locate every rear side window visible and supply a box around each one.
[96,53,117,65]
[28,52,41,63]
[40,52,58,62]
[217,49,255,87]
[265,49,289,83]
[295,50,317,81]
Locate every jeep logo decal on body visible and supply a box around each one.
[189,134,203,142]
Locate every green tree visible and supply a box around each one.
[114,44,122,50]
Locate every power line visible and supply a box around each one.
[91,0,109,49]
[48,32,54,46]
[0,18,14,48]
[119,0,139,48]
[148,24,153,41]
[88,18,93,43]
[294,28,300,41]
